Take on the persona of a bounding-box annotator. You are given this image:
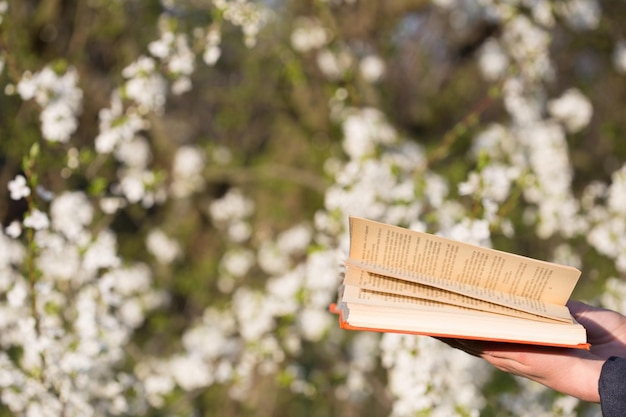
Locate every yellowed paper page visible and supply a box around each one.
[339,288,588,348]
[348,217,581,307]
[341,284,472,312]
[343,265,571,323]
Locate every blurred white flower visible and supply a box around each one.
[51,191,93,243]
[502,15,553,82]
[40,100,79,143]
[118,170,148,203]
[203,45,222,66]
[16,66,83,143]
[359,55,385,83]
[100,196,126,214]
[424,173,449,209]
[146,229,181,264]
[478,38,509,81]
[169,354,214,391]
[115,136,152,169]
[556,0,601,31]
[37,235,81,281]
[607,164,626,215]
[209,188,254,223]
[232,287,275,341]
[316,47,352,80]
[502,77,542,125]
[341,107,397,160]
[124,73,167,114]
[119,299,145,328]
[167,34,195,75]
[220,249,255,278]
[82,229,121,271]
[95,93,146,154]
[7,281,27,308]
[227,220,252,243]
[23,209,50,230]
[266,268,303,316]
[291,17,329,52]
[214,0,268,48]
[100,264,152,298]
[257,241,290,275]
[548,88,593,133]
[5,221,21,238]
[529,0,556,27]
[171,145,206,198]
[459,164,518,205]
[203,27,222,65]
[277,223,312,255]
[148,31,174,58]
[8,174,30,200]
[445,218,491,247]
[297,308,330,341]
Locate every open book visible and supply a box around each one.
[331,217,589,349]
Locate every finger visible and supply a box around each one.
[434,337,484,357]
[567,300,597,320]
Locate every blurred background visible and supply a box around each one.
[1,0,626,416]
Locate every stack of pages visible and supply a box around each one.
[332,217,589,349]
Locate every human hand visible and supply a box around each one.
[442,301,626,402]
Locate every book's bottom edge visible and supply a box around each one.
[328,303,591,350]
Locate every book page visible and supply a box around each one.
[343,265,572,323]
[341,284,472,313]
[348,217,581,307]
[337,289,589,348]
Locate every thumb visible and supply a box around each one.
[567,300,603,321]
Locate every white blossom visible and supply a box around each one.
[220,249,255,278]
[203,27,222,65]
[16,66,83,143]
[316,48,353,80]
[171,145,206,198]
[276,223,312,255]
[146,229,181,264]
[95,92,146,154]
[444,218,492,247]
[8,175,30,200]
[290,17,329,52]
[213,0,268,48]
[209,188,254,223]
[502,15,553,82]
[341,107,397,160]
[257,241,290,275]
[297,308,331,341]
[82,229,121,271]
[232,287,276,342]
[548,88,593,133]
[4,221,21,239]
[359,55,385,83]
[23,209,50,230]
[555,0,601,31]
[478,38,509,81]
[114,136,152,169]
[50,191,93,243]
[608,164,626,215]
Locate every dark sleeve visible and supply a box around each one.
[599,356,626,417]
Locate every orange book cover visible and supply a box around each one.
[328,304,591,350]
